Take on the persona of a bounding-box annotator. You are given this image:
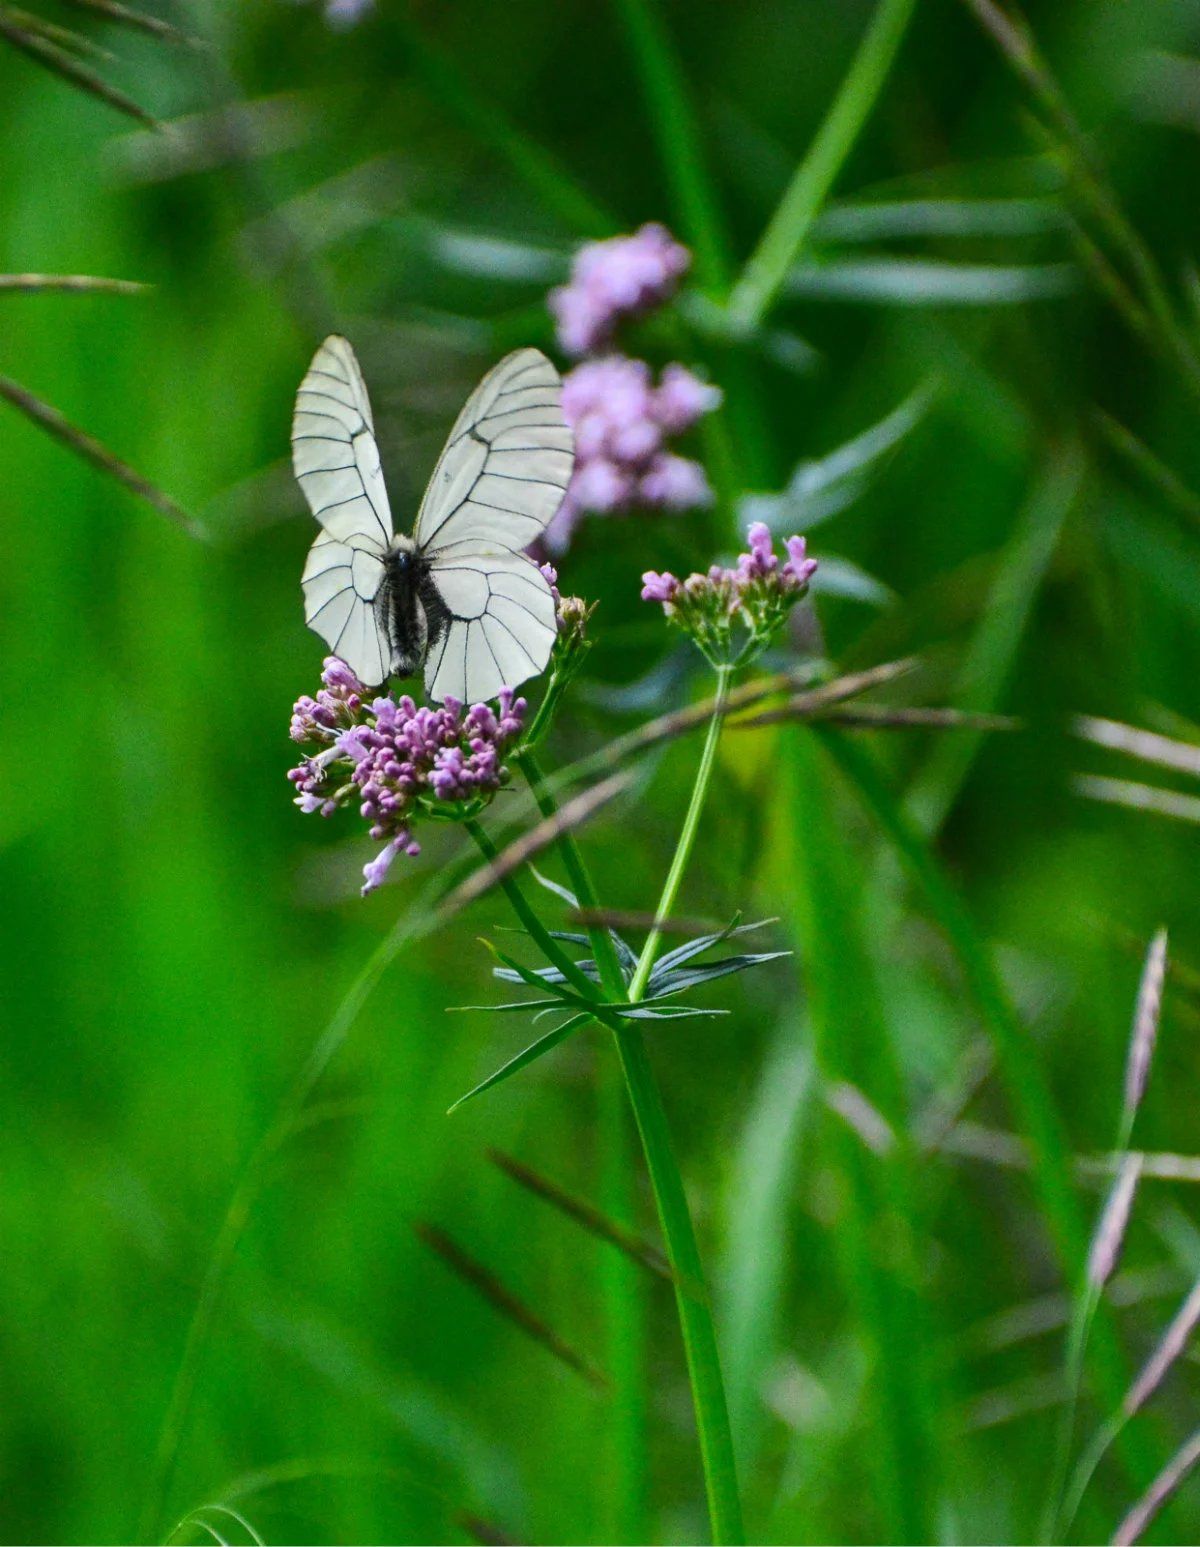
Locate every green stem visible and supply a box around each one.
[629,665,733,1000]
[515,748,647,1542]
[516,747,626,1000]
[464,819,601,1002]
[622,664,742,1543]
[612,1024,744,1543]
[610,0,732,292]
[513,677,742,1542]
[726,0,919,332]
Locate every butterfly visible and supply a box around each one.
[292,336,574,704]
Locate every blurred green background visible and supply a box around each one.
[4,0,1200,1542]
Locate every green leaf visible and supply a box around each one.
[448,1000,564,1015]
[611,1004,730,1021]
[809,555,895,608]
[529,867,580,909]
[813,195,1066,243]
[739,384,933,535]
[646,952,793,1000]
[648,914,770,981]
[447,1012,593,1113]
[783,257,1073,306]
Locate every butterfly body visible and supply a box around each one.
[377,540,451,680]
[292,337,572,703]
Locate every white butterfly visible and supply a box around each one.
[292,336,573,703]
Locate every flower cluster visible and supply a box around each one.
[288,659,526,895]
[642,523,819,666]
[549,223,690,358]
[544,222,721,553]
[547,357,722,552]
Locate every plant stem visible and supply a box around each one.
[464,819,602,1002]
[726,0,919,333]
[610,1022,744,1543]
[516,677,742,1542]
[516,747,626,1000]
[515,748,647,1542]
[628,664,734,999]
[623,663,742,1542]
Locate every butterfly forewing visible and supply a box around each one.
[292,335,393,549]
[413,348,572,703]
[413,348,574,556]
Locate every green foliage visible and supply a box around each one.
[6,0,1200,1543]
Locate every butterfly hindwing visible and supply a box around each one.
[301,530,389,688]
[422,544,558,706]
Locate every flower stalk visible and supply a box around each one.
[513,682,743,1543]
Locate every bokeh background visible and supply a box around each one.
[4,0,1200,1542]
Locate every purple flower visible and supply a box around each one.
[288,677,527,895]
[289,656,366,743]
[546,354,721,553]
[655,365,723,435]
[641,570,682,604]
[549,223,690,358]
[642,524,820,666]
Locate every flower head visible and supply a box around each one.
[546,356,721,552]
[549,223,690,358]
[288,660,527,895]
[642,525,819,666]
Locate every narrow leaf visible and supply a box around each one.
[784,257,1073,305]
[488,1149,675,1284]
[0,272,147,294]
[447,1000,563,1015]
[529,866,580,909]
[0,374,203,538]
[0,10,157,126]
[414,1223,607,1389]
[647,952,792,1000]
[611,1004,730,1021]
[447,1013,591,1113]
[60,0,201,47]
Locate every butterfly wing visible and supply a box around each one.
[293,335,394,685]
[292,334,394,550]
[301,529,389,687]
[413,348,572,703]
[422,544,558,706]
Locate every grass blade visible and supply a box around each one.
[726,0,920,331]
[904,445,1082,836]
[783,256,1073,305]
[488,1149,676,1285]
[414,1223,608,1390]
[0,374,203,539]
[0,8,157,125]
[60,0,200,47]
[816,725,1155,1489]
[395,14,613,237]
[0,272,147,293]
[610,0,731,289]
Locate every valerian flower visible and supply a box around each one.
[288,659,526,895]
[549,222,690,358]
[543,223,721,553]
[642,523,819,667]
[546,355,722,552]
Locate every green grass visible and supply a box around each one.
[5,1,1200,1542]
